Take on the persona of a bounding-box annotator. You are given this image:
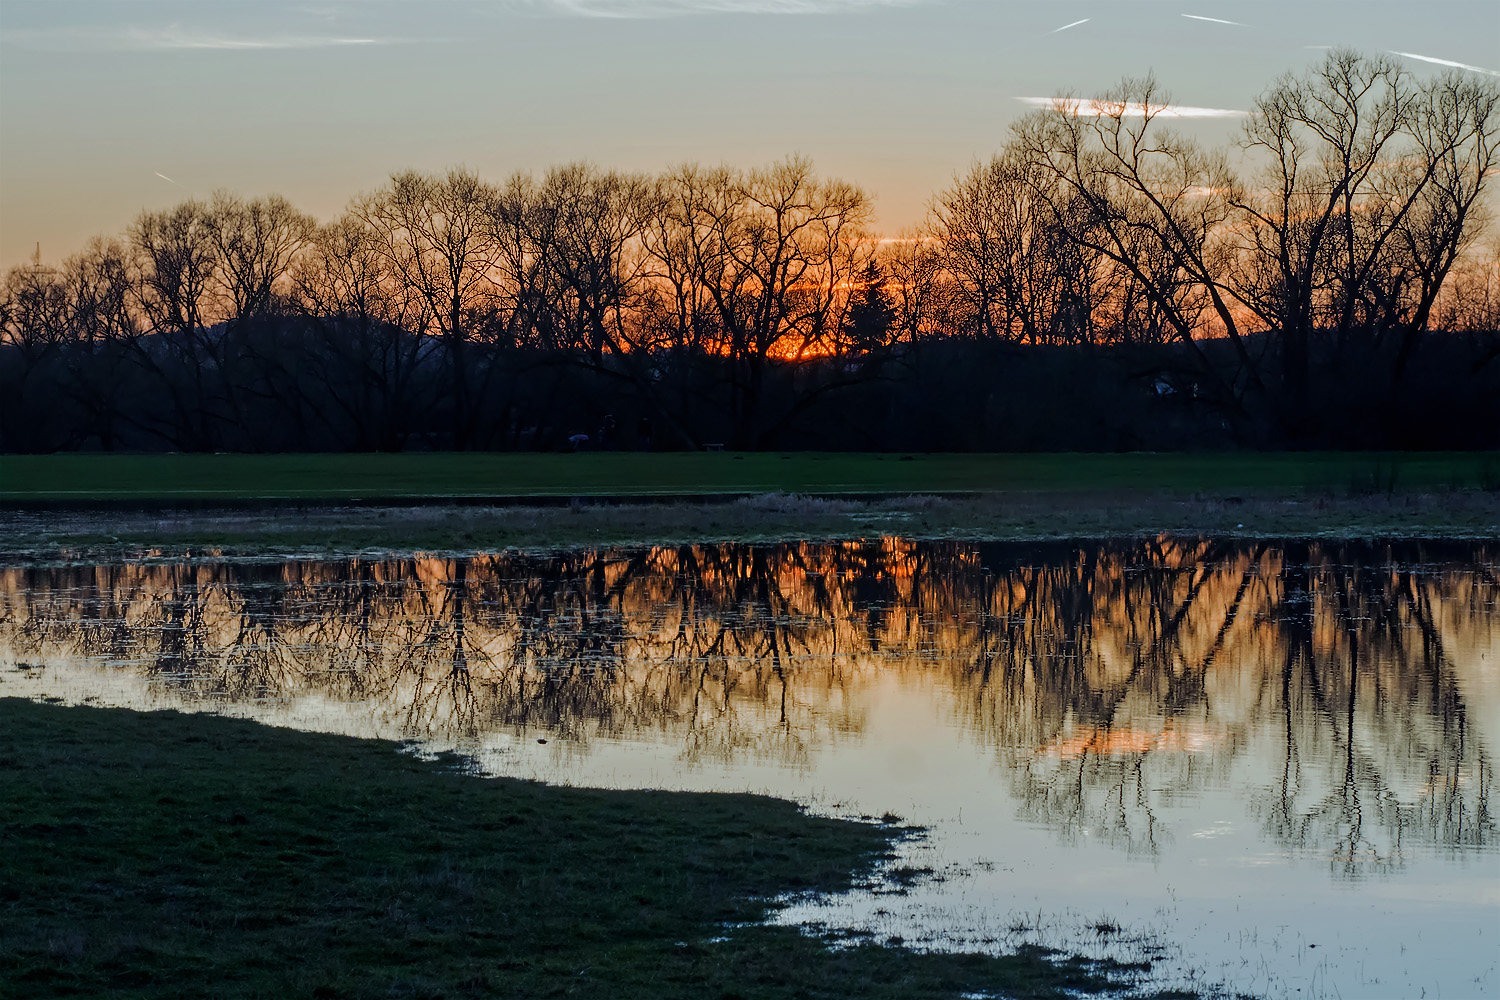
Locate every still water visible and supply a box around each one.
[2,538,1496,998]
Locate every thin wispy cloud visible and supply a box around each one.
[1016,97,1248,118]
[1050,18,1090,33]
[154,172,179,185]
[4,25,395,52]
[1390,51,1500,76]
[1181,13,1245,27]
[125,26,385,50]
[536,0,922,16]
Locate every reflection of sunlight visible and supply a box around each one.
[1191,821,1234,839]
[1039,720,1217,759]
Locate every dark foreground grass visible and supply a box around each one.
[0,699,1136,1000]
[3,451,1498,502]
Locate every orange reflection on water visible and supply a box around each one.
[1039,719,1219,760]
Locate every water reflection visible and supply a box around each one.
[3,538,1493,878]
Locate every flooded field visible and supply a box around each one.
[2,538,1496,998]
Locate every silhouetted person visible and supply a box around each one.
[636,415,652,452]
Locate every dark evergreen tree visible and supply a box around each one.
[842,262,896,353]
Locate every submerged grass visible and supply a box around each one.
[2,490,1497,564]
[0,699,1135,999]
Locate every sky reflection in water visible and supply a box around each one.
[2,538,1495,998]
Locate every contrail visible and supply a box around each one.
[1390,50,1500,76]
[6,25,410,51]
[127,27,382,50]
[154,172,179,184]
[1016,96,1248,118]
[1181,13,1244,26]
[1050,18,1089,33]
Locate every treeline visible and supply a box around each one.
[4,50,1498,453]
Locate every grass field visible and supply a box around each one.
[0,699,1139,1000]
[3,451,1498,502]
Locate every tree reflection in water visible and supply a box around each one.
[2,538,1493,873]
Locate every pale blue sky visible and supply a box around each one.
[2,0,1495,266]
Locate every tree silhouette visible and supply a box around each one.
[2,50,1497,453]
[841,262,896,353]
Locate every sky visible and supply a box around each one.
[1,0,1496,268]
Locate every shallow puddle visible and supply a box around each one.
[2,538,1496,998]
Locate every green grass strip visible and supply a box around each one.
[0,699,1136,999]
[3,451,1498,501]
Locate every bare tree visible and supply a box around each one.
[355,168,502,448]
[930,153,1118,345]
[520,163,658,360]
[928,158,1012,341]
[647,156,874,448]
[132,200,218,338]
[1433,239,1500,333]
[491,172,559,351]
[876,231,947,345]
[129,200,225,448]
[0,247,70,356]
[59,238,142,449]
[1230,50,1498,432]
[204,192,315,324]
[191,192,319,445]
[1013,79,1263,425]
[1387,71,1500,375]
[0,249,72,449]
[292,214,438,450]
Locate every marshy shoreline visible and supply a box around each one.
[3,488,1498,565]
[0,698,1145,999]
